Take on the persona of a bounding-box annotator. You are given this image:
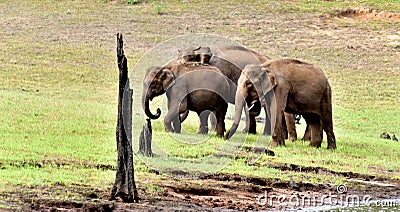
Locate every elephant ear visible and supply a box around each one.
[260,68,276,94]
[160,68,174,90]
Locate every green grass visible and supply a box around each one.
[0,0,399,206]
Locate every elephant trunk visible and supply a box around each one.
[224,90,245,139]
[143,91,161,119]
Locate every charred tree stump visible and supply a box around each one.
[138,119,154,157]
[110,33,139,203]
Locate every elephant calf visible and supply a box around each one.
[142,62,235,137]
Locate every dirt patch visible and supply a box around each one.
[2,172,400,211]
[255,162,400,184]
[157,172,400,211]
[329,8,400,21]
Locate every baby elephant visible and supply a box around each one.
[142,62,235,137]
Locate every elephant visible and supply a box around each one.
[178,46,212,65]
[176,45,271,134]
[225,59,336,149]
[177,46,309,139]
[142,63,236,137]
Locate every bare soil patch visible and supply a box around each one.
[5,172,398,211]
[330,8,400,21]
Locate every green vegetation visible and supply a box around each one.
[0,0,399,209]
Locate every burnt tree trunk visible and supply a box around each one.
[110,33,139,203]
[138,119,154,157]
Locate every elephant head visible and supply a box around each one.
[177,46,212,64]
[194,46,212,64]
[241,64,276,108]
[177,46,201,64]
[142,66,174,119]
[225,64,276,139]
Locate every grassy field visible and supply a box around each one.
[0,0,399,210]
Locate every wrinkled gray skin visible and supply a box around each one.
[225,59,336,149]
[142,63,235,137]
[177,45,271,134]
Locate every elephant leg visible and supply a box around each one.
[172,116,181,133]
[302,123,311,141]
[165,95,184,133]
[270,89,287,147]
[284,112,297,142]
[263,105,272,135]
[209,111,217,132]
[323,120,336,149]
[164,110,177,133]
[321,108,336,149]
[303,114,323,148]
[282,114,288,140]
[197,110,210,134]
[164,99,176,133]
[248,115,257,134]
[271,111,285,147]
[321,85,336,149]
[215,104,228,137]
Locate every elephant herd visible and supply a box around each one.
[142,46,336,149]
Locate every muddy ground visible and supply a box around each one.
[2,153,400,211]
[2,169,400,211]
[1,1,400,211]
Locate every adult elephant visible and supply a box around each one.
[142,63,236,137]
[225,59,336,149]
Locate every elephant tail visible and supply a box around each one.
[322,82,332,112]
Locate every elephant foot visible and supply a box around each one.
[289,136,297,142]
[248,129,256,134]
[302,136,311,141]
[270,138,285,148]
[309,142,322,148]
[197,128,208,134]
[327,144,337,149]
[270,141,279,148]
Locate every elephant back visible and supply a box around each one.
[212,46,269,70]
[173,64,235,103]
[210,46,270,83]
